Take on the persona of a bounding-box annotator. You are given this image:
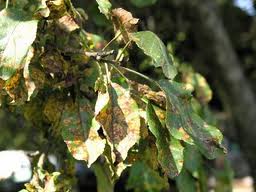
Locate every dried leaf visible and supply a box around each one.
[57,14,80,32]
[112,8,139,43]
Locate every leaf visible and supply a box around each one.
[112,8,139,43]
[126,162,168,192]
[96,82,140,161]
[43,93,64,125]
[61,97,106,166]
[180,65,212,104]
[158,80,225,159]
[57,13,80,32]
[184,145,208,191]
[96,0,112,18]
[91,162,114,192]
[0,8,38,80]
[23,47,36,101]
[146,103,184,178]
[193,73,212,104]
[131,31,177,79]
[4,70,28,104]
[176,169,197,192]
[130,0,157,7]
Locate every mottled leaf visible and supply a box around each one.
[96,0,112,18]
[130,0,157,7]
[159,80,225,159]
[146,103,184,178]
[126,162,168,192]
[131,31,177,79]
[0,8,38,80]
[96,82,140,161]
[61,98,105,166]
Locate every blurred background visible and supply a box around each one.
[0,0,256,191]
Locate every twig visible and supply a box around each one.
[64,48,115,60]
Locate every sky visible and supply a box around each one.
[234,0,255,15]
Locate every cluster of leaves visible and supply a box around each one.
[0,0,226,191]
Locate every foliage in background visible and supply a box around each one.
[0,0,228,191]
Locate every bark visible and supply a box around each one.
[182,0,256,181]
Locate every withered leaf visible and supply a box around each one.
[57,14,80,32]
[112,8,139,43]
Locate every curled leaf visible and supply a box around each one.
[112,8,139,43]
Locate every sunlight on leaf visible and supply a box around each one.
[96,0,112,18]
[131,31,177,79]
[0,8,38,80]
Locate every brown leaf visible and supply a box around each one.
[112,8,139,43]
[57,14,80,32]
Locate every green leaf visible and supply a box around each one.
[176,169,197,192]
[96,0,112,18]
[158,80,225,159]
[60,97,106,166]
[146,102,184,178]
[126,162,168,192]
[131,31,177,79]
[0,8,38,80]
[130,0,157,7]
[96,82,140,161]
[184,145,208,191]
[92,162,114,192]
